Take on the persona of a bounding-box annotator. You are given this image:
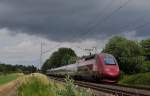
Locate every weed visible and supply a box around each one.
[17,73,93,96]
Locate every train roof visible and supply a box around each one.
[80,53,114,60]
[99,53,114,57]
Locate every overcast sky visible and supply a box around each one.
[0,0,150,67]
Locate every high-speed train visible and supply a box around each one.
[47,53,120,83]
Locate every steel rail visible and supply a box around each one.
[48,76,150,96]
[75,81,150,96]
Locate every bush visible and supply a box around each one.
[141,61,150,73]
[119,72,150,85]
[118,56,144,74]
[118,71,125,80]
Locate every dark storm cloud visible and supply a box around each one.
[0,0,150,41]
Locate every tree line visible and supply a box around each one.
[0,63,37,74]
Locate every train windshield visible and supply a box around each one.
[104,57,116,65]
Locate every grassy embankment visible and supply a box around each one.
[17,73,93,96]
[0,73,22,85]
[119,72,150,86]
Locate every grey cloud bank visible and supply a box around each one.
[0,0,149,42]
[0,0,150,66]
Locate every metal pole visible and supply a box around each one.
[40,41,43,69]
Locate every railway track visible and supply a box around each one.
[49,76,150,96]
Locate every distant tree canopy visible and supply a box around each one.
[41,48,77,73]
[102,36,143,74]
[140,39,150,60]
[0,63,37,74]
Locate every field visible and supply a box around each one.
[0,73,21,85]
[0,73,23,96]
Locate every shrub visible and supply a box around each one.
[141,61,150,73]
[118,71,125,80]
[119,72,150,85]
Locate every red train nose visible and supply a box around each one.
[104,68,120,77]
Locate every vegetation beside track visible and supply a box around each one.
[0,73,22,85]
[18,73,93,96]
[119,72,150,86]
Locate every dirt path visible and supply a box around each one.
[0,80,19,96]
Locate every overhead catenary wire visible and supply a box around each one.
[42,43,61,54]
[76,0,132,39]
[68,0,114,42]
[88,0,150,38]
[133,21,150,30]
[42,0,117,55]
[63,0,129,52]
[117,15,150,32]
[81,0,114,29]
[66,0,131,53]
[50,0,131,55]
[120,17,146,31]
[114,15,150,33]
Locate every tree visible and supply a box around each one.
[41,59,52,73]
[140,39,150,60]
[42,48,77,73]
[102,36,143,74]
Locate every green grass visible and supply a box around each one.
[18,73,93,96]
[119,72,150,86]
[0,73,20,85]
[18,77,50,96]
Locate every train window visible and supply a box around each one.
[104,57,116,65]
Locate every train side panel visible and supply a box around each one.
[76,59,96,78]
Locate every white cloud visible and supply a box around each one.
[0,28,106,68]
[0,28,41,66]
